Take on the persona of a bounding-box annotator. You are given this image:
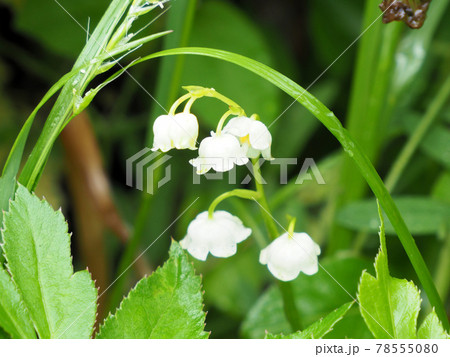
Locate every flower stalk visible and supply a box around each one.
[169,93,191,115]
[182,86,246,116]
[251,159,303,331]
[216,110,234,134]
[207,189,260,219]
[252,158,279,240]
[287,216,297,238]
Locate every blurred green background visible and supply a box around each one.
[0,0,449,338]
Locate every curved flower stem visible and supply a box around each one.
[204,88,245,114]
[252,159,279,240]
[183,85,245,115]
[252,158,303,331]
[287,216,296,239]
[207,189,260,219]
[183,96,197,113]
[168,93,191,115]
[215,110,234,135]
[206,185,304,333]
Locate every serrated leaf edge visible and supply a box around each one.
[97,241,208,339]
[1,185,98,338]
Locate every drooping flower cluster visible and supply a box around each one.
[151,87,272,174]
[151,87,321,281]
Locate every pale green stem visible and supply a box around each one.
[377,200,387,253]
[287,216,297,239]
[207,189,260,219]
[252,159,279,240]
[204,89,245,114]
[434,230,450,301]
[168,93,191,115]
[252,158,302,331]
[385,76,450,192]
[216,110,234,135]
[230,199,268,249]
[183,96,197,113]
[353,76,450,254]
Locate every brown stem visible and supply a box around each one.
[60,112,151,325]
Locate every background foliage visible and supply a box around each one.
[0,0,449,338]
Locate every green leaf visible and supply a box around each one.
[337,197,450,235]
[390,0,450,101]
[0,265,36,339]
[0,176,16,232]
[432,171,450,205]
[242,256,372,339]
[97,241,208,339]
[308,0,362,75]
[399,112,450,169]
[19,0,132,191]
[13,0,110,58]
[417,124,450,169]
[242,285,288,339]
[358,272,421,339]
[266,301,354,339]
[0,63,85,229]
[137,47,449,329]
[0,326,10,339]
[417,310,449,339]
[324,306,373,339]
[358,204,421,339]
[202,247,266,318]
[2,185,97,339]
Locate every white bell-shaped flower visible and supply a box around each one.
[223,116,272,160]
[152,113,198,152]
[180,210,252,261]
[259,232,320,281]
[190,132,249,174]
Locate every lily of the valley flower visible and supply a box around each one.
[259,232,321,281]
[152,113,199,152]
[223,116,272,160]
[180,211,252,261]
[190,132,248,174]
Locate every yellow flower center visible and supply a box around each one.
[240,135,250,145]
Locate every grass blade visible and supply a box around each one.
[18,0,132,191]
